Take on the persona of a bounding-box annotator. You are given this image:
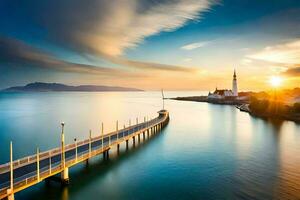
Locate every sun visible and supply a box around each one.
[269,76,283,88]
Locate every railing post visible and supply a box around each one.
[101,122,104,151]
[36,147,40,182]
[117,122,120,153]
[61,122,65,170]
[49,151,52,174]
[7,141,15,200]
[89,130,92,158]
[10,141,14,191]
[123,125,125,137]
[116,120,119,140]
[74,138,77,162]
[109,134,111,146]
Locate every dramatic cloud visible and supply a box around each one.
[0,35,199,92]
[246,39,300,77]
[181,41,212,50]
[283,66,300,77]
[0,36,197,76]
[247,40,300,65]
[0,37,127,76]
[1,0,215,74]
[34,0,216,56]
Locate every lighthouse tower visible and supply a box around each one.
[232,69,238,96]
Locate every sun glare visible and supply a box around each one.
[269,76,283,87]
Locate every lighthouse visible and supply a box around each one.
[207,69,239,99]
[232,69,238,96]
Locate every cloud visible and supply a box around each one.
[32,0,216,57]
[246,39,300,77]
[283,66,300,77]
[2,0,216,74]
[0,36,197,81]
[181,41,212,50]
[98,53,197,73]
[0,37,131,76]
[247,39,300,65]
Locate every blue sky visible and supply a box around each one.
[0,0,300,90]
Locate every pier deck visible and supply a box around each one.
[0,110,169,200]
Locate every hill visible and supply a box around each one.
[2,82,143,92]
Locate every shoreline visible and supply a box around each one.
[169,96,300,123]
[168,96,248,105]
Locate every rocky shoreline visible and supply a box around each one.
[169,96,300,123]
[169,96,248,105]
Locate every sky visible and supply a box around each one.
[0,0,300,91]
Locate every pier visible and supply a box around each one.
[0,110,169,200]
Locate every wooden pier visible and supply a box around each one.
[0,110,169,200]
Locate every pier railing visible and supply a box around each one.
[0,110,169,200]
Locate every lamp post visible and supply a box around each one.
[36,147,40,182]
[74,138,77,162]
[116,120,119,140]
[89,130,92,158]
[123,124,125,138]
[49,151,52,174]
[61,122,65,170]
[101,122,104,151]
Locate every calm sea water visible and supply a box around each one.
[0,91,300,200]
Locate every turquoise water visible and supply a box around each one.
[0,92,300,200]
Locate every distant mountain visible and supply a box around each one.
[2,82,143,92]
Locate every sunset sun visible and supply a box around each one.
[269,76,283,87]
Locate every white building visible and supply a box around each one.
[208,70,238,99]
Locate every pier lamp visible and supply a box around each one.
[61,122,65,149]
[61,122,65,138]
[74,138,77,162]
[61,122,65,169]
[61,122,65,140]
